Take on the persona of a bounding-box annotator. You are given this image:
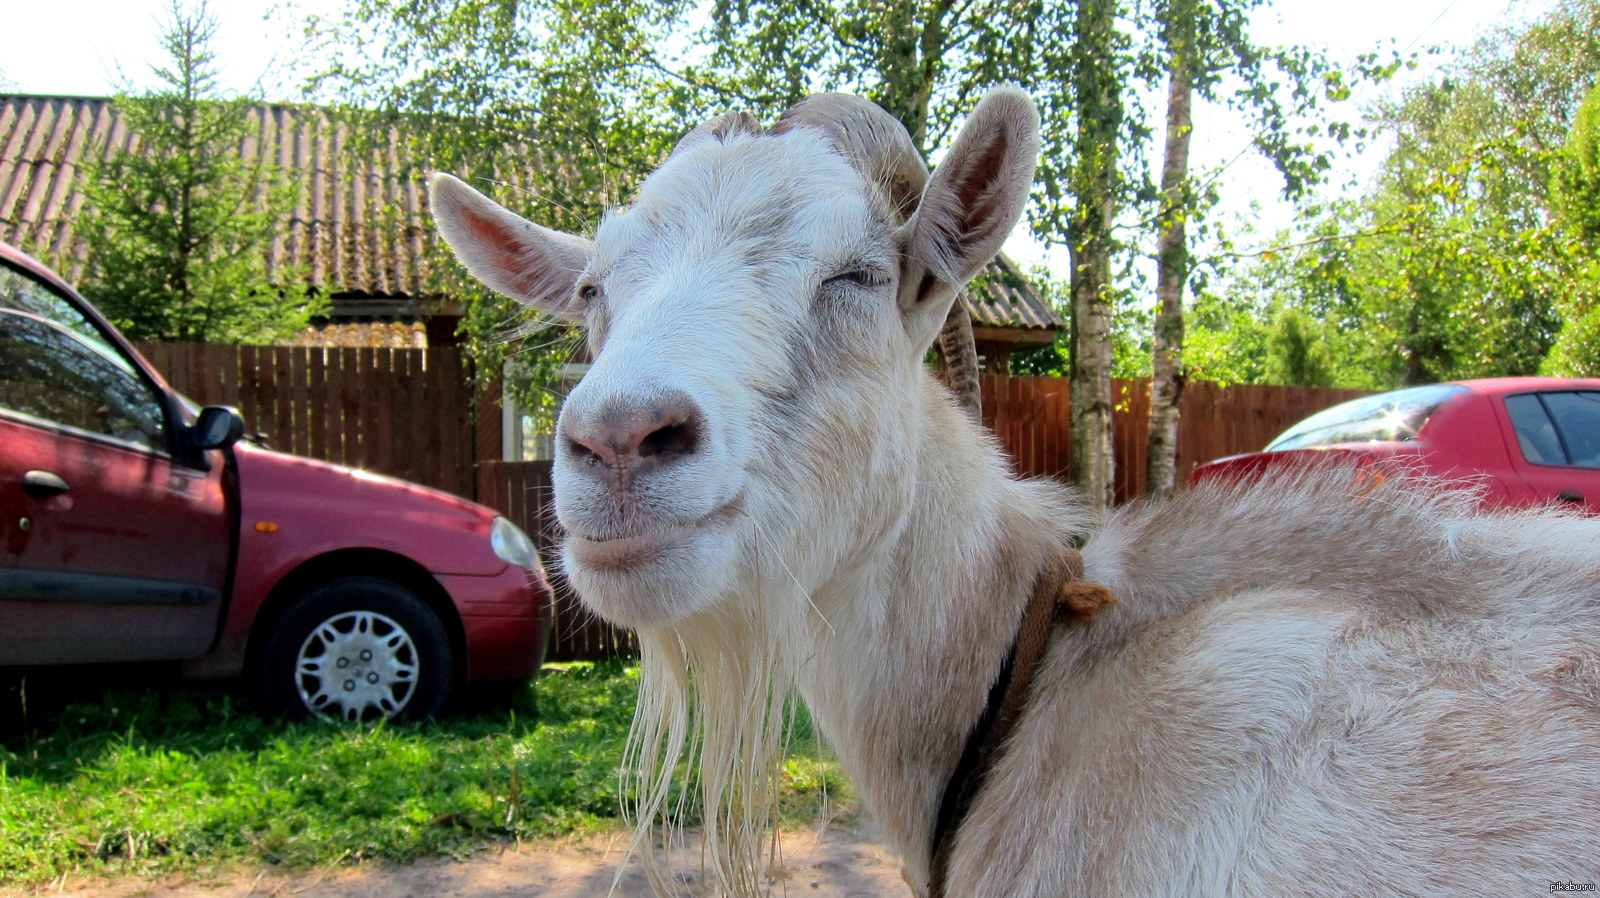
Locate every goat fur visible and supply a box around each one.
[428,88,1600,897]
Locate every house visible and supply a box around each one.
[0,94,1064,452]
[1,94,451,346]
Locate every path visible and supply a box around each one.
[5,824,907,898]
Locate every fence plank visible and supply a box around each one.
[308,347,329,461]
[288,346,310,457]
[134,342,478,500]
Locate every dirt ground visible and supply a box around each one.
[4,824,909,898]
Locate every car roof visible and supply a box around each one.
[1449,376,1600,395]
[1,242,84,303]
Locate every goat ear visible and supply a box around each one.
[898,88,1040,347]
[429,173,594,323]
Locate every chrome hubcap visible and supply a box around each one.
[295,611,418,721]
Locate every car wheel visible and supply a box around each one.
[254,576,454,722]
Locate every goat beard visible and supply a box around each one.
[621,579,799,898]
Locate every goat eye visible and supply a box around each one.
[823,270,881,290]
[578,284,599,301]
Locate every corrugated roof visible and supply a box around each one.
[1,94,1061,332]
[1,94,437,298]
[963,252,1062,332]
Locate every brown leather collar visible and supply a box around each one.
[927,547,1114,898]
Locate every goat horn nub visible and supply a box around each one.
[671,95,982,418]
[770,94,928,227]
[670,110,764,159]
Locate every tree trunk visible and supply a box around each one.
[1068,0,1121,511]
[1069,243,1116,509]
[1147,17,1195,501]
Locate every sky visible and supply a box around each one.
[0,0,1552,270]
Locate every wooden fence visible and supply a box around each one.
[137,344,1371,659]
[137,343,484,499]
[982,375,1370,503]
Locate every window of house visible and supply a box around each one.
[502,362,589,461]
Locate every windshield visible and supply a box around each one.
[1266,384,1468,451]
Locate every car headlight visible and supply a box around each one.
[490,517,542,570]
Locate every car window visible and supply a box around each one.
[0,309,167,452]
[1506,391,1600,468]
[0,262,108,349]
[1266,384,1469,450]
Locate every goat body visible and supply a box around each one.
[952,470,1600,895]
[430,89,1600,896]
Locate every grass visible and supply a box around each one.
[0,662,852,888]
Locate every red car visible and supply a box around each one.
[1190,377,1600,513]
[0,243,552,721]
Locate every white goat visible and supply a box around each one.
[430,88,1600,897]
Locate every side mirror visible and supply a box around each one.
[192,406,246,451]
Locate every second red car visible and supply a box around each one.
[1190,377,1600,514]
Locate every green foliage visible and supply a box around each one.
[1181,289,1269,385]
[1545,302,1600,375]
[1216,1,1600,388]
[77,0,324,343]
[1554,81,1600,244]
[1547,79,1600,374]
[1262,307,1334,386]
[0,663,849,887]
[305,0,691,410]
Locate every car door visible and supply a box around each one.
[1499,390,1600,513]
[0,264,232,664]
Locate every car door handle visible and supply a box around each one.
[1557,490,1585,504]
[22,470,70,496]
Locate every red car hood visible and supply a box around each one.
[230,440,508,577]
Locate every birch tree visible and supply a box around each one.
[1146,0,1197,502]
[1143,0,1373,498]
[1065,0,1125,510]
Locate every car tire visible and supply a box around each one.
[254,576,455,722]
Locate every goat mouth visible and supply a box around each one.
[568,525,694,572]
[566,495,744,573]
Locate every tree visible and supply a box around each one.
[1146,0,1198,501]
[1262,307,1334,385]
[78,0,321,343]
[1548,79,1600,374]
[311,0,1353,501]
[1556,81,1600,238]
[1182,288,1271,384]
[1229,1,1600,388]
[305,0,696,419]
[1141,0,1385,497]
[1060,0,1127,510]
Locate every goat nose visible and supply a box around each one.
[562,393,703,484]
